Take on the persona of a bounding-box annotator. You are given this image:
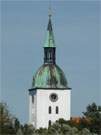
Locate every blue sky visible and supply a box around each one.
[1,1,100,124]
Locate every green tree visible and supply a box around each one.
[16,128,23,135]
[22,124,35,135]
[14,118,21,132]
[36,128,48,135]
[0,102,15,134]
[83,102,101,134]
[79,128,93,135]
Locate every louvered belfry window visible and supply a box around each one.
[56,106,59,114]
[49,106,52,114]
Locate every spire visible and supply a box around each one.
[44,7,55,48]
[47,6,52,31]
[44,7,56,64]
[47,16,52,32]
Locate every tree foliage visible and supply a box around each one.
[0,102,100,135]
[0,102,15,134]
[83,102,101,134]
[0,102,22,134]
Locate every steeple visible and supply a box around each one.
[44,9,56,64]
[44,9,55,47]
[44,6,55,48]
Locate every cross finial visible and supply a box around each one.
[48,1,52,18]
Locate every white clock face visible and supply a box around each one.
[49,93,58,102]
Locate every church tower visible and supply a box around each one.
[28,12,71,129]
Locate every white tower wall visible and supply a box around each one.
[29,89,71,129]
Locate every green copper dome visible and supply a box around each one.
[31,14,70,90]
[32,64,68,89]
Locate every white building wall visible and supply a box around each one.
[36,89,71,129]
[29,95,32,123]
[29,94,37,127]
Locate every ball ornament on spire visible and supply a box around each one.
[48,7,52,18]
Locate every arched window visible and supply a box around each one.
[56,106,59,114]
[49,106,52,114]
[49,120,51,126]
[32,95,34,104]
